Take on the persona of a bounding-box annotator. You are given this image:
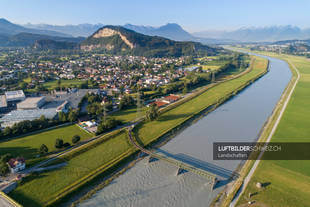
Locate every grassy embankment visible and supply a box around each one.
[0,124,92,166]
[9,56,268,207]
[234,53,310,207]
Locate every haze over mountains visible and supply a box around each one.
[24,21,310,42]
[0,18,71,37]
[193,25,310,42]
[24,23,104,37]
[1,18,310,46]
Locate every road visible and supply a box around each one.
[230,59,300,206]
[0,192,20,207]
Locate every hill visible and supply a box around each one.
[0,18,71,37]
[33,39,79,50]
[80,25,218,57]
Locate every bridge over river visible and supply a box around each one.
[128,128,220,189]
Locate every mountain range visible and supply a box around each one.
[24,21,310,43]
[0,18,71,37]
[1,18,310,48]
[193,25,310,42]
[24,23,104,37]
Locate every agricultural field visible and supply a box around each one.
[0,124,92,166]
[43,79,86,90]
[237,54,310,207]
[111,107,146,123]
[9,56,268,207]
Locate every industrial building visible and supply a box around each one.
[17,97,46,110]
[0,95,7,112]
[5,90,25,103]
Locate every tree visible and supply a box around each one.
[0,162,9,176]
[146,103,159,121]
[58,111,67,122]
[68,109,78,122]
[0,153,12,163]
[55,138,64,149]
[39,144,49,154]
[57,79,62,90]
[72,135,81,144]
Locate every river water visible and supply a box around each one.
[77,54,292,207]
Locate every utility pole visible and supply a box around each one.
[211,71,215,83]
[136,89,143,120]
[103,103,107,123]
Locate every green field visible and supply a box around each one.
[10,131,131,207]
[9,56,268,207]
[0,125,92,166]
[237,54,310,207]
[111,107,146,123]
[43,79,86,89]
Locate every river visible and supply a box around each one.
[77,53,292,207]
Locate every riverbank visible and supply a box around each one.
[8,56,268,207]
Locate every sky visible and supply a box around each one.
[0,0,309,32]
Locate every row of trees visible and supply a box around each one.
[0,108,80,141]
[39,135,81,155]
[0,115,56,140]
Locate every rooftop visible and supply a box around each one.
[5,90,25,101]
[17,97,45,109]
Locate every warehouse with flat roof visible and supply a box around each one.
[5,90,25,102]
[17,97,46,110]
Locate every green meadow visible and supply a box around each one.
[0,124,92,166]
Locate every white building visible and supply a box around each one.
[7,158,26,173]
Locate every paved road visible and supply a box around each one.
[230,59,300,206]
[0,196,14,207]
[0,192,17,207]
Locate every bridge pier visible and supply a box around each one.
[148,156,158,163]
[175,167,187,176]
[211,177,218,190]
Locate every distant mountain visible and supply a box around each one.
[24,23,104,37]
[124,23,194,41]
[80,25,218,57]
[0,18,71,37]
[193,25,310,42]
[24,22,229,44]
[0,32,84,47]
